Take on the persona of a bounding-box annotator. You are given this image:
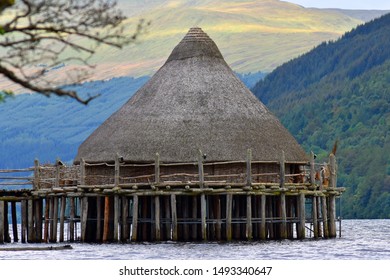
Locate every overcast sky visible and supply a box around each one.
[287,0,390,10]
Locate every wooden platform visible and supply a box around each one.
[0,151,344,243]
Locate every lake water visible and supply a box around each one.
[1,219,390,260]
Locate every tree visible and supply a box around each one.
[0,0,148,104]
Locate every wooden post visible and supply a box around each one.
[329,154,337,189]
[69,197,75,242]
[328,154,337,238]
[215,196,222,241]
[191,196,198,240]
[329,195,337,238]
[48,197,54,242]
[321,195,329,238]
[170,194,177,241]
[200,194,207,241]
[115,154,120,187]
[51,197,58,242]
[11,201,18,242]
[21,200,27,243]
[280,151,285,188]
[59,197,66,242]
[3,201,10,243]
[55,159,61,190]
[312,195,319,238]
[131,195,139,241]
[198,150,204,188]
[103,196,110,242]
[246,195,252,240]
[310,152,316,189]
[280,192,287,239]
[34,159,40,191]
[96,197,102,242]
[80,158,86,186]
[297,192,306,239]
[260,194,266,240]
[226,194,233,241]
[154,196,161,241]
[317,196,322,238]
[27,199,34,242]
[164,196,171,240]
[34,199,42,243]
[81,197,88,242]
[0,200,4,244]
[155,153,160,185]
[122,197,129,242]
[246,148,252,186]
[113,195,119,242]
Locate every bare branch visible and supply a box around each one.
[0,0,150,104]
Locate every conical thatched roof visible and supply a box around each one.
[75,27,307,163]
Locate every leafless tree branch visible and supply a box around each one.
[0,0,149,104]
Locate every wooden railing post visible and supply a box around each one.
[198,149,204,188]
[279,151,285,188]
[115,153,120,188]
[33,159,40,191]
[155,153,160,185]
[55,158,61,190]
[246,148,252,186]
[80,158,86,186]
[310,151,316,189]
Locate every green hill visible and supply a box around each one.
[252,13,390,218]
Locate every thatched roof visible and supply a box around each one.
[75,27,307,163]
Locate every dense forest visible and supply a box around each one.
[252,13,390,218]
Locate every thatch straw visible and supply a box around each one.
[75,27,307,163]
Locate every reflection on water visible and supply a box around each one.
[1,220,389,260]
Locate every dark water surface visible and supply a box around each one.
[1,219,389,260]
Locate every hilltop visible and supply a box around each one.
[2,0,387,93]
[252,13,390,218]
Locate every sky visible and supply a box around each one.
[287,0,390,10]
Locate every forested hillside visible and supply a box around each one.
[252,13,390,218]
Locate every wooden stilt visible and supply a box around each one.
[35,199,42,243]
[200,193,207,241]
[131,195,139,242]
[164,196,171,240]
[11,201,18,242]
[103,196,110,242]
[260,194,266,240]
[215,196,222,241]
[312,195,318,238]
[246,195,252,240]
[27,199,34,242]
[280,192,287,239]
[21,200,27,243]
[321,196,329,238]
[329,195,336,238]
[48,197,54,242]
[0,200,4,244]
[317,196,322,238]
[171,194,178,241]
[297,192,306,239]
[191,196,198,241]
[3,201,11,243]
[59,197,66,242]
[226,193,232,241]
[96,197,102,242]
[69,197,75,242]
[154,196,161,241]
[81,197,88,242]
[233,195,240,239]
[43,198,49,242]
[182,196,189,241]
[113,195,119,242]
[122,197,129,242]
[50,197,58,242]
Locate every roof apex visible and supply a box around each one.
[166,27,223,62]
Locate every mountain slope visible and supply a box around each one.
[252,13,390,218]
[2,0,374,93]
